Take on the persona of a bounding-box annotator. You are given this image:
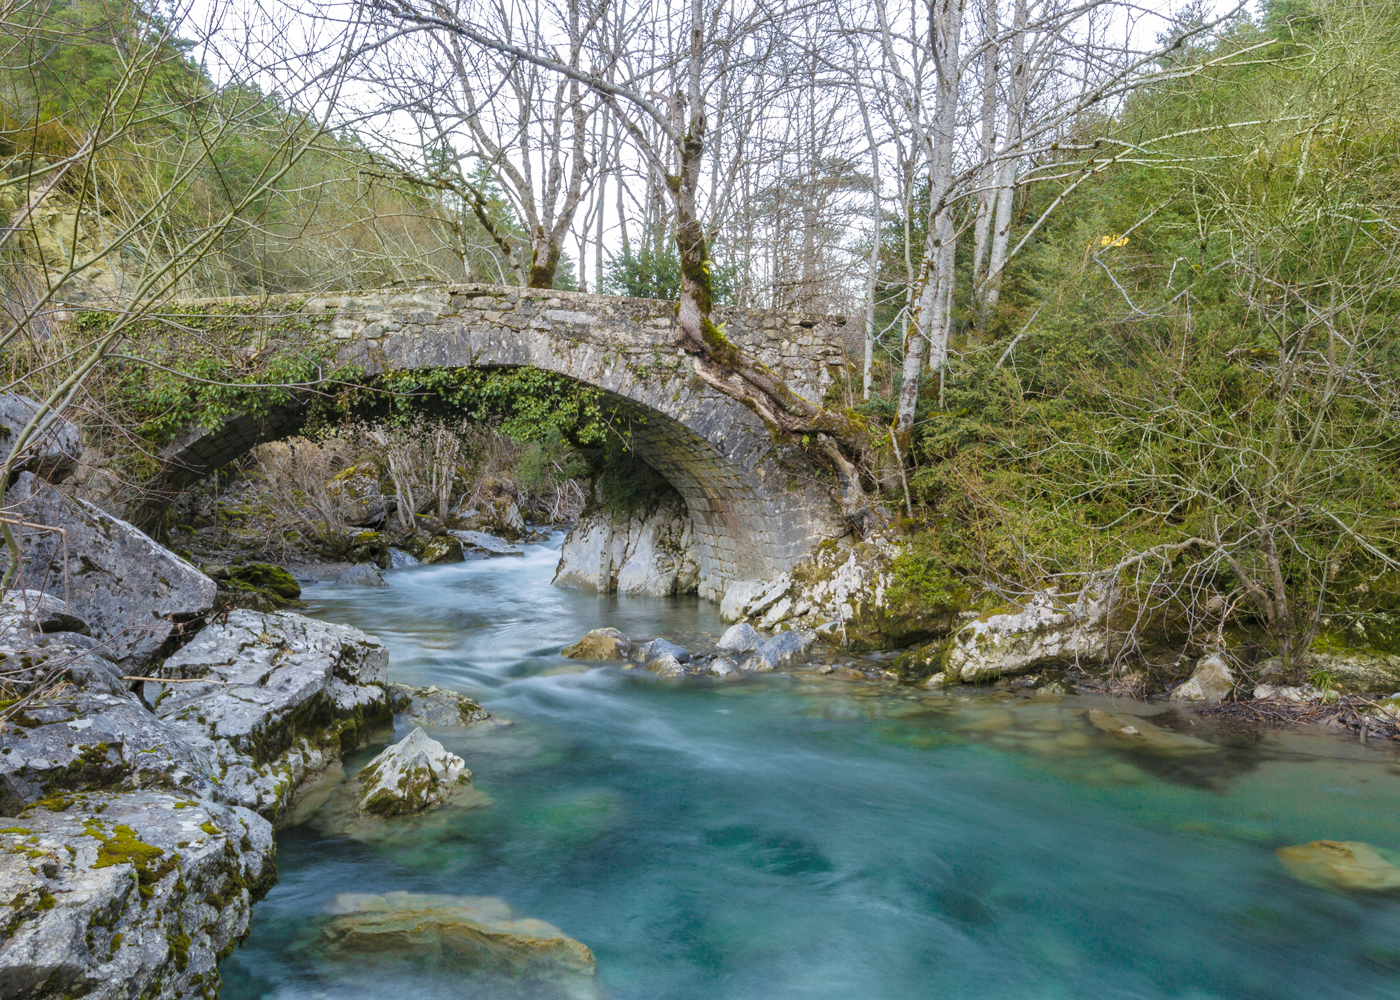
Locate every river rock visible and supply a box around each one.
[0,790,274,1000]
[420,534,465,564]
[338,562,388,587]
[1169,652,1234,704]
[151,610,390,819]
[204,562,302,611]
[357,727,470,817]
[388,547,419,569]
[387,683,496,728]
[636,638,691,665]
[705,657,742,679]
[561,628,631,661]
[721,580,766,622]
[321,890,597,981]
[452,530,524,558]
[745,629,815,672]
[1254,683,1322,702]
[0,631,128,696]
[553,493,698,597]
[0,393,82,483]
[716,622,762,655]
[326,462,388,527]
[1085,708,1215,753]
[942,590,1109,684]
[0,691,219,815]
[2,473,216,669]
[1277,840,1400,892]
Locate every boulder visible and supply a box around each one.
[3,473,216,668]
[150,610,390,819]
[452,530,524,558]
[205,562,302,610]
[420,535,465,564]
[705,657,742,679]
[716,623,762,655]
[636,638,691,665]
[745,630,815,672]
[560,628,631,661]
[356,727,470,818]
[1169,652,1235,704]
[387,683,496,728]
[321,890,597,981]
[1277,840,1400,892]
[1253,683,1323,702]
[0,393,82,483]
[641,654,687,678]
[553,495,698,597]
[0,791,274,1000]
[326,462,388,527]
[0,691,219,815]
[388,547,419,569]
[942,591,1108,684]
[0,632,127,696]
[338,562,388,587]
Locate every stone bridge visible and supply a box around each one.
[150,284,854,601]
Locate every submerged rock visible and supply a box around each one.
[321,890,597,983]
[1085,709,1215,753]
[338,562,388,587]
[3,473,216,669]
[0,790,274,1000]
[1277,840,1400,892]
[560,628,631,661]
[0,393,82,483]
[357,727,470,818]
[1169,652,1234,704]
[387,683,496,728]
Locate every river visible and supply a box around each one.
[220,535,1400,1000]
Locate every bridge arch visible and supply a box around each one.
[146,285,852,600]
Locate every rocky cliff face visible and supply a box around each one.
[553,494,699,598]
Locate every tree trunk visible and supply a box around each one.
[972,0,999,293]
[980,0,1028,323]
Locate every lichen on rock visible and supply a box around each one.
[356,727,470,818]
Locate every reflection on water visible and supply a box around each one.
[221,536,1400,1000]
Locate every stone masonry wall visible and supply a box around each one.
[153,284,853,600]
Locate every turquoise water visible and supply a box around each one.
[221,538,1400,1000]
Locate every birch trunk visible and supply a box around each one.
[972,0,999,291]
[981,0,1029,322]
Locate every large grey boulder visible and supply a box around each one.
[1256,650,1400,695]
[0,691,218,815]
[151,610,391,819]
[0,394,82,483]
[1169,652,1235,704]
[356,727,470,817]
[0,791,273,1000]
[553,495,699,597]
[3,473,216,669]
[154,609,388,760]
[0,632,128,696]
[338,562,388,587]
[325,462,388,526]
[716,623,763,655]
[745,630,815,672]
[0,589,88,649]
[939,590,1108,685]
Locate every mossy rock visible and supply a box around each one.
[206,562,303,612]
[420,535,464,564]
